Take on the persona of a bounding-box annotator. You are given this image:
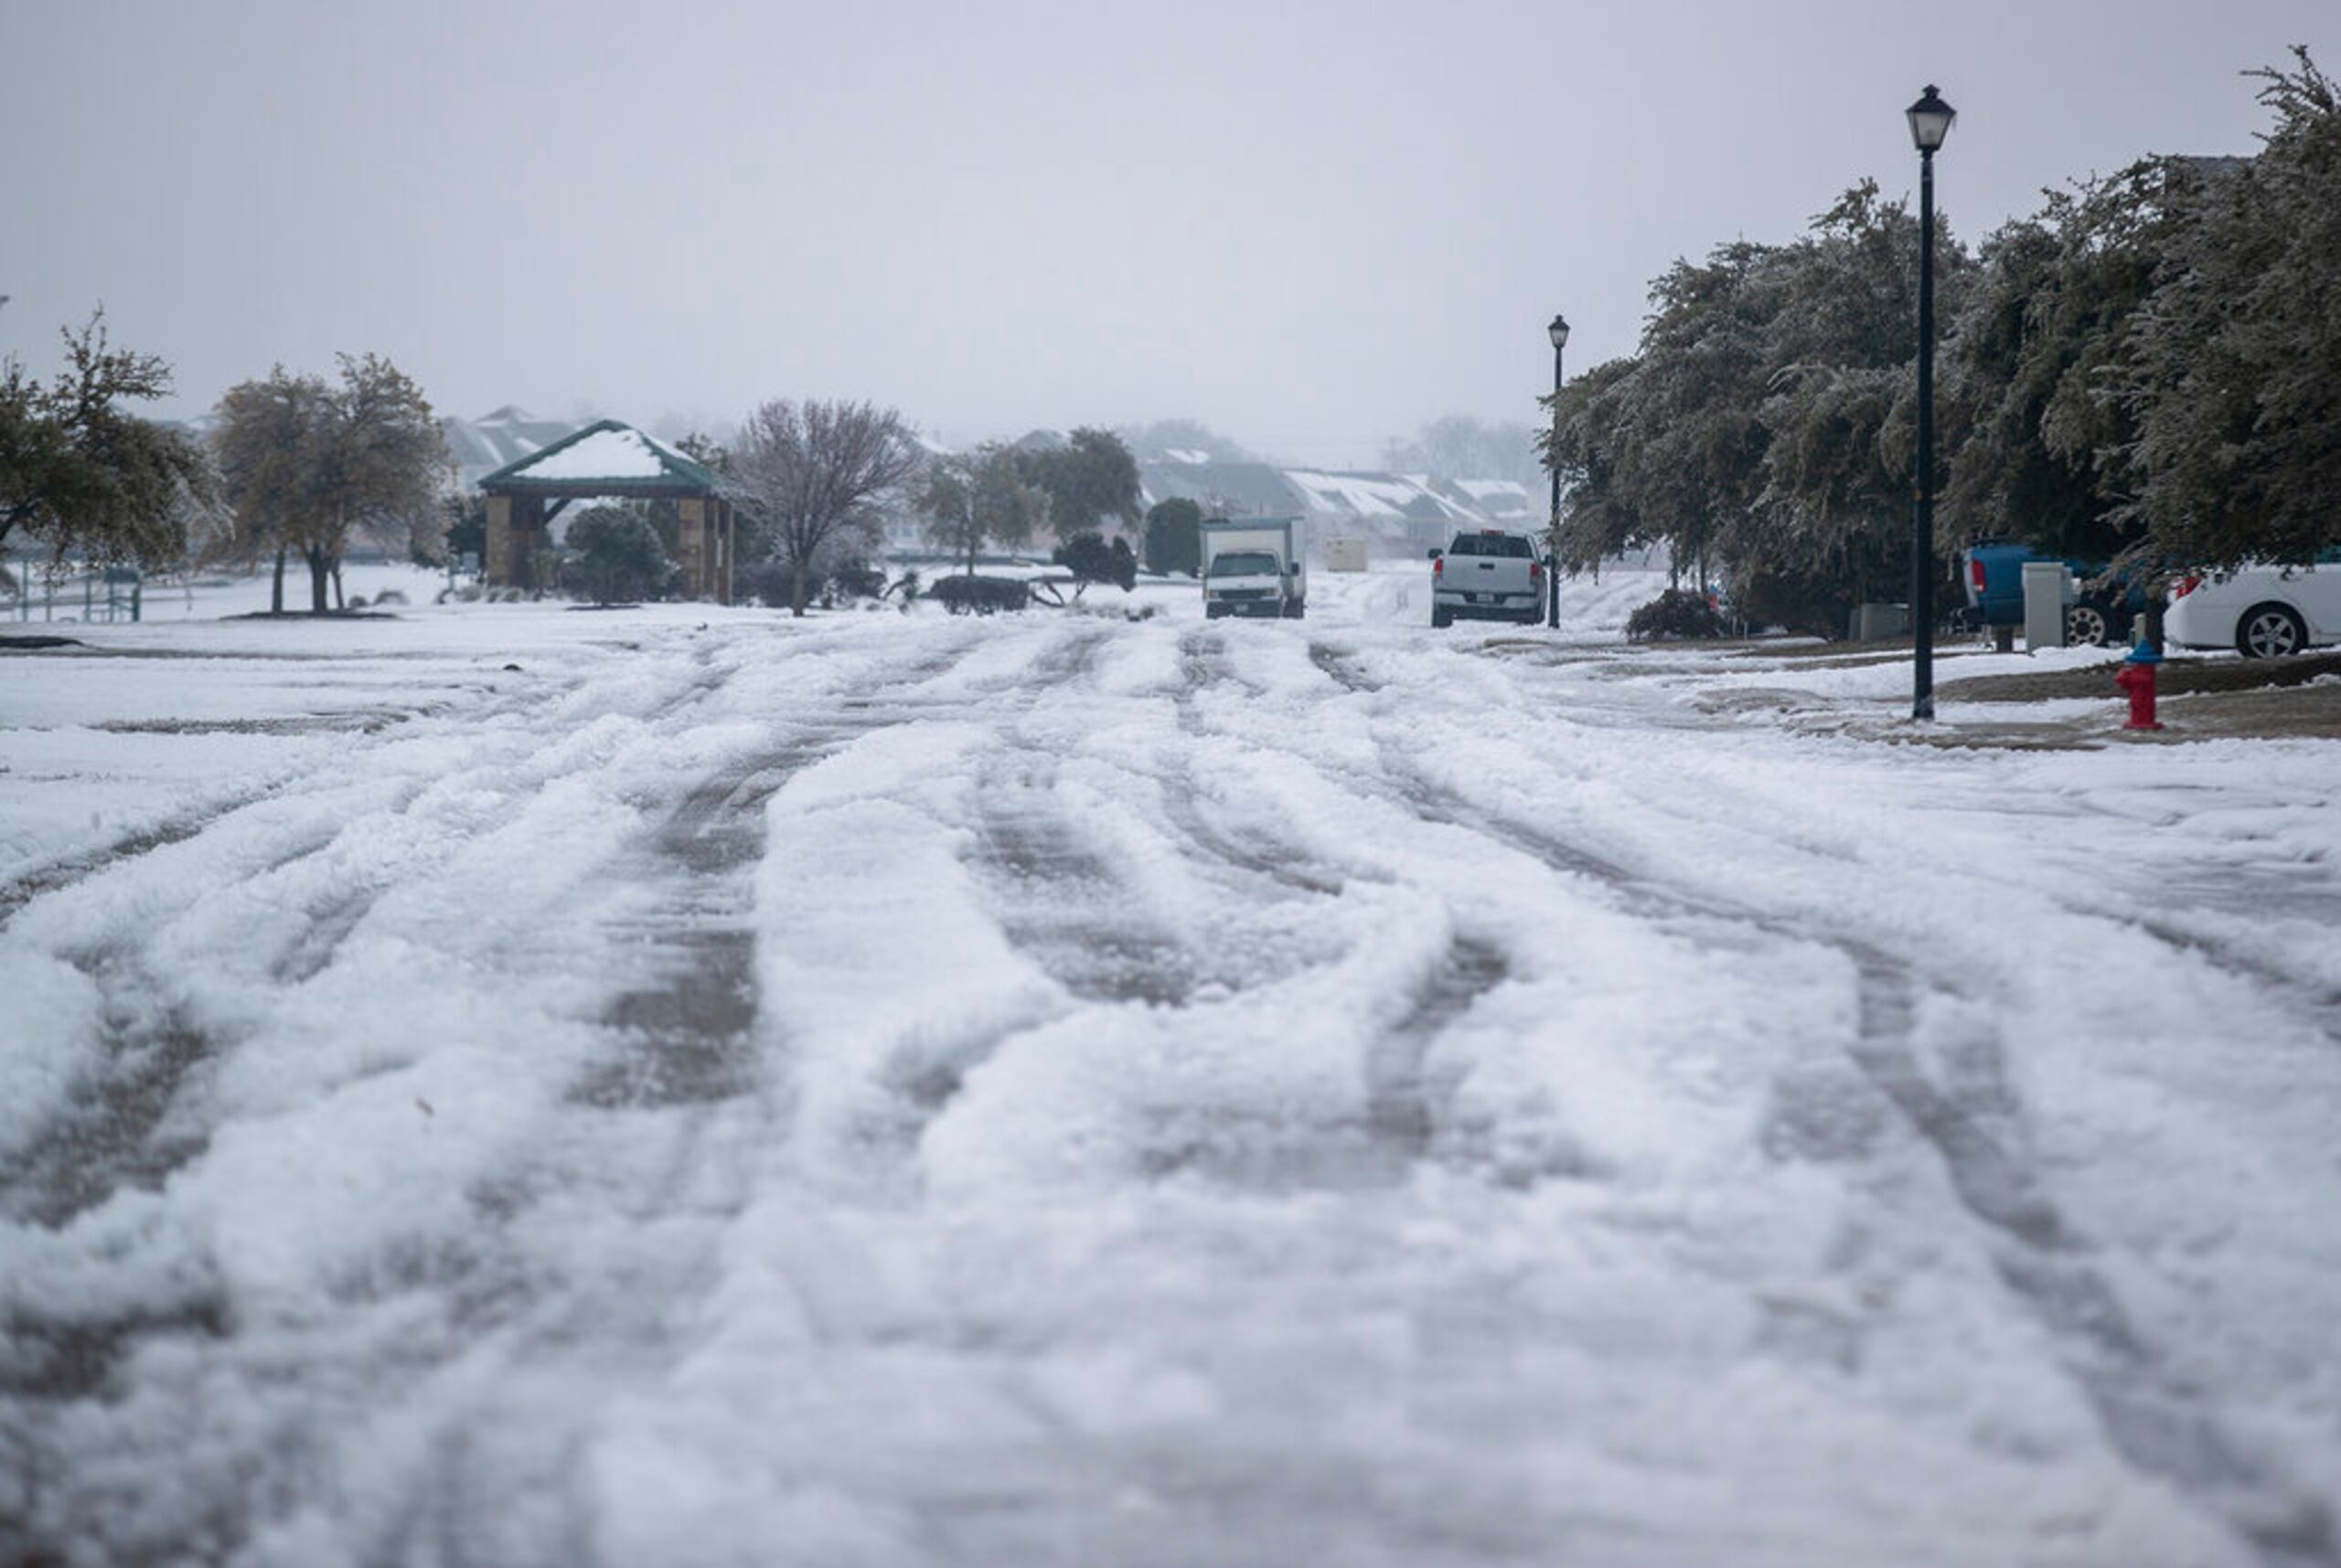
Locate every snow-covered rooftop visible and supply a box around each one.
[477,420,718,491]
[1283,469,1474,521]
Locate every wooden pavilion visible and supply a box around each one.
[477,421,736,603]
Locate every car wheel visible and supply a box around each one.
[2066,603,2111,646]
[2236,603,2307,658]
[1431,607,1452,629]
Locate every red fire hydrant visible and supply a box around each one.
[2115,640,2164,731]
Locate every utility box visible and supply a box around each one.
[1851,603,1909,641]
[1323,538,1369,573]
[2021,560,2070,651]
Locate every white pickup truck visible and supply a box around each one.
[1203,517,1308,620]
[1429,528,1545,628]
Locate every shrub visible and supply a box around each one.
[736,556,888,610]
[1053,530,1138,592]
[563,507,673,604]
[1624,588,1729,641]
[930,575,1032,614]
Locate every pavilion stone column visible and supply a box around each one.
[715,500,734,605]
[678,498,710,600]
[514,495,546,592]
[485,495,514,586]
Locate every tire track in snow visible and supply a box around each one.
[964,749,1199,1008]
[3,631,1031,1563]
[1123,933,1511,1192]
[0,960,219,1232]
[1307,640,1385,695]
[1372,731,2336,1563]
[0,665,582,930]
[573,633,999,1111]
[955,627,1513,1189]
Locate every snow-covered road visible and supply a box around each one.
[5,569,2338,1566]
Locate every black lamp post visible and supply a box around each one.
[1907,84,1953,720]
[1545,312,1569,628]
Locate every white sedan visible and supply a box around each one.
[2165,560,2341,657]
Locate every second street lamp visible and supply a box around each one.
[1908,84,1953,720]
[1545,313,1569,629]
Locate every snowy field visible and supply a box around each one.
[3,563,2338,1566]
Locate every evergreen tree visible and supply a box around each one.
[1019,427,1140,540]
[1142,496,1203,576]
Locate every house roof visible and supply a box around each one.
[1135,458,1535,539]
[1138,461,1309,517]
[443,406,582,486]
[476,419,722,496]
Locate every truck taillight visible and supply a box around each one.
[1969,559,1987,592]
[1433,557,1443,580]
[1530,560,1545,582]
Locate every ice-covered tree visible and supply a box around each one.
[2115,50,2341,571]
[918,443,1048,576]
[1540,185,1974,635]
[211,355,447,613]
[210,367,323,612]
[0,310,214,568]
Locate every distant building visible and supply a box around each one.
[1136,459,1524,560]
[443,406,583,490]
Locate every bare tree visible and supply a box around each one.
[732,399,920,615]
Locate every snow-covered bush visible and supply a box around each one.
[930,575,1032,615]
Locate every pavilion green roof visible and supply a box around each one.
[476,420,722,496]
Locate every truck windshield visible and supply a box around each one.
[1209,551,1281,578]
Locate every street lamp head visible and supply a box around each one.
[1547,314,1571,350]
[1907,85,1955,153]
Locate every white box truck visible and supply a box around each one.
[1202,517,1308,620]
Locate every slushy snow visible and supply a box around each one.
[2,563,2336,1567]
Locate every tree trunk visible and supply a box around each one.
[306,548,332,613]
[791,556,807,618]
[332,561,345,611]
[271,545,285,613]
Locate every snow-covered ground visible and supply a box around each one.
[4,564,2336,1567]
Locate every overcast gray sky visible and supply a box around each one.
[5,0,2335,464]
